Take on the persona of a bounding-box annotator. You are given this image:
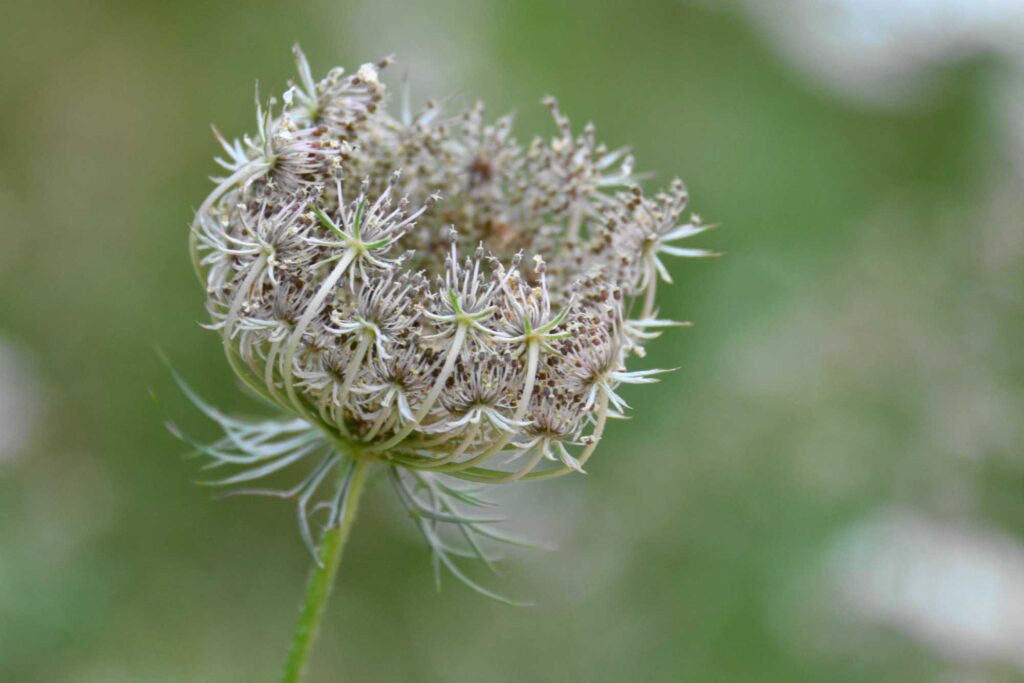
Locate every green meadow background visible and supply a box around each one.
[2,1,1023,681]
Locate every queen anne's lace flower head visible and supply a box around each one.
[181,47,715,600]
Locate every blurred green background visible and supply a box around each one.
[2,1,1023,681]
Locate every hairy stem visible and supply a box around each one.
[223,253,268,344]
[280,457,370,683]
[372,323,467,451]
[424,420,481,468]
[189,161,270,286]
[641,272,658,321]
[446,339,539,472]
[334,332,371,437]
[282,249,356,416]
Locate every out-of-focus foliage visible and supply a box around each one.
[1,1,1022,681]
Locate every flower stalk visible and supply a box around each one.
[281,456,370,683]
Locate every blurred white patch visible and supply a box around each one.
[742,0,1024,105]
[740,0,1024,174]
[0,338,41,465]
[826,508,1024,670]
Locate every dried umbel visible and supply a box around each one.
[180,47,713,611]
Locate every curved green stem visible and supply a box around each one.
[453,339,539,469]
[641,270,658,320]
[281,457,371,683]
[371,323,468,452]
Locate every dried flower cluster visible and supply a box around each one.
[182,47,713,598]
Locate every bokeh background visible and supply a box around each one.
[2,0,1024,681]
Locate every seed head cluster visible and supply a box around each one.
[190,47,714,491]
